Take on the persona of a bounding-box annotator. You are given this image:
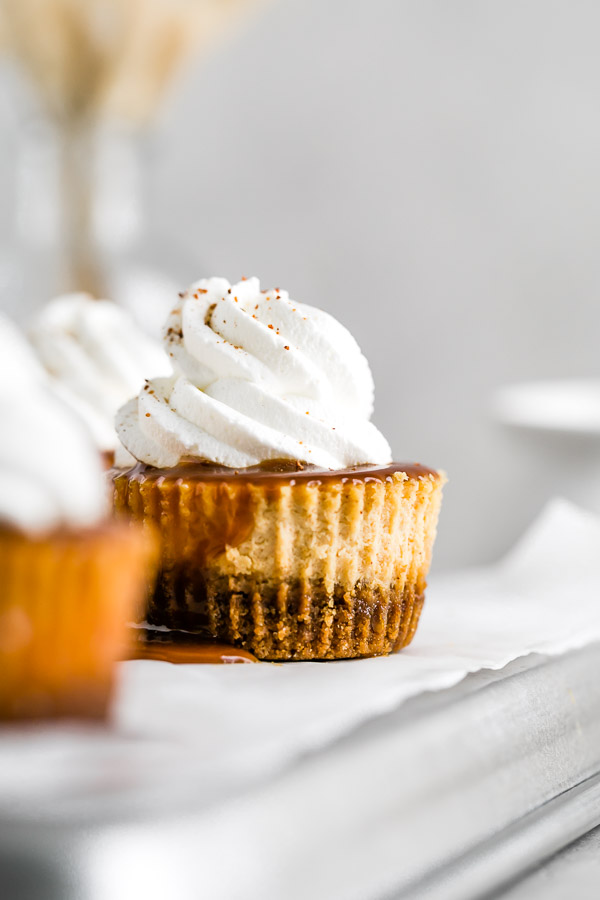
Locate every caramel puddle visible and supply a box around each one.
[126,629,258,664]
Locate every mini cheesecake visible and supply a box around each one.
[113,460,444,661]
[0,522,152,719]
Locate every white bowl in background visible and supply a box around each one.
[492,379,600,517]
[493,379,600,436]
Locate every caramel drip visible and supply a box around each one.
[193,481,256,566]
[120,476,256,569]
[100,450,115,470]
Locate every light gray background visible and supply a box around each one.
[2,0,600,569]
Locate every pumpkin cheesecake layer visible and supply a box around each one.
[113,462,444,660]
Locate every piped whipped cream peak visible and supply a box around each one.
[0,314,107,533]
[116,277,391,469]
[29,293,171,451]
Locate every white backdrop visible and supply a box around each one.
[2,0,600,569]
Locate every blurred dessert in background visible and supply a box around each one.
[0,0,270,306]
[0,314,152,719]
[0,0,267,127]
[114,277,444,660]
[29,292,170,462]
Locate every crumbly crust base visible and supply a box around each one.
[149,574,424,660]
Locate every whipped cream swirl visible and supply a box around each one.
[0,315,107,533]
[116,277,391,469]
[30,293,171,451]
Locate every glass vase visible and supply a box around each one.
[2,104,188,336]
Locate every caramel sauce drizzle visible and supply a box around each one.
[118,459,439,486]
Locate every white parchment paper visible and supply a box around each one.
[1,498,599,822]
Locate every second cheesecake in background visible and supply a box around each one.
[0,315,153,719]
[29,292,171,462]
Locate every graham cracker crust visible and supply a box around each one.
[148,575,425,660]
